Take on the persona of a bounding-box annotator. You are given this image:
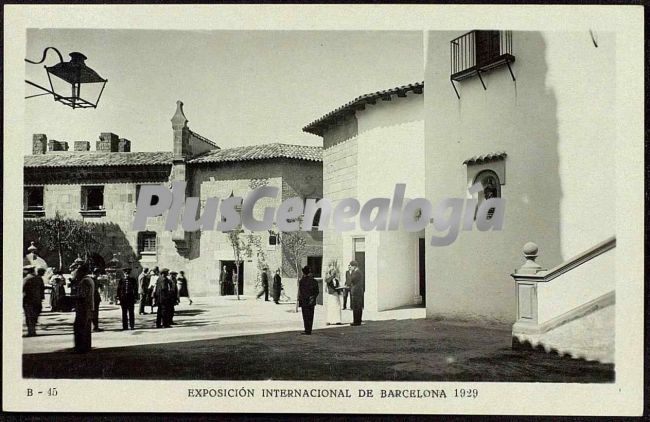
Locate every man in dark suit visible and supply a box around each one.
[342,264,352,310]
[297,266,319,335]
[348,260,365,326]
[154,268,173,328]
[23,266,45,337]
[117,267,138,330]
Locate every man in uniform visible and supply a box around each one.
[138,267,150,315]
[117,267,138,330]
[23,265,45,337]
[70,262,95,353]
[348,260,365,326]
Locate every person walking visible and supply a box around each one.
[297,266,319,335]
[324,264,342,325]
[138,267,151,315]
[342,264,352,310]
[23,265,45,337]
[70,262,94,353]
[272,269,283,304]
[177,270,193,305]
[117,267,138,330]
[91,268,103,332]
[256,267,270,301]
[348,260,365,326]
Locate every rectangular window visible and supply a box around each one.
[81,186,104,210]
[138,231,157,255]
[136,184,161,205]
[24,186,45,218]
[80,186,106,217]
[25,186,44,211]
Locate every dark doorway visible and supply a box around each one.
[418,238,426,307]
[307,256,323,278]
[475,30,501,67]
[220,260,244,295]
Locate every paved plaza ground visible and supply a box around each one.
[22,297,614,382]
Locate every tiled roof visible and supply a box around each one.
[463,151,508,165]
[24,152,174,168]
[302,81,424,136]
[189,143,322,164]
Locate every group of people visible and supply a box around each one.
[297,260,365,335]
[24,257,365,348]
[256,267,284,304]
[136,266,192,329]
[23,260,195,352]
[323,260,365,327]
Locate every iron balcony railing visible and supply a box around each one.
[449,30,516,98]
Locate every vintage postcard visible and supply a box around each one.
[3,4,644,415]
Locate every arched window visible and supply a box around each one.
[474,170,501,220]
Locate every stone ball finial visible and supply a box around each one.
[523,242,538,258]
[27,241,38,253]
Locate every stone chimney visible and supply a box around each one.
[171,100,190,158]
[74,141,90,152]
[47,140,68,152]
[32,134,47,155]
[118,138,131,152]
[96,132,120,152]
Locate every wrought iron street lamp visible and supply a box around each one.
[25,47,107,109]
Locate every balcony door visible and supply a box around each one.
[475,30,501,67]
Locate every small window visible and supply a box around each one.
[138,231,157,255]
[25,187,44,211]
[269,234,278,246]
[474,170,501,220]
[81,186,104,211]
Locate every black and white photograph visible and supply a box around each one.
[4,4,644,416]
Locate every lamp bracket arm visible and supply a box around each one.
[25,47,64,65]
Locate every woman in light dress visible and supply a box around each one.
[324,263,342,325]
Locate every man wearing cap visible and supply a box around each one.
[348,260,365,326]
[117,267,138,330]
[70,262,95,353]
[138,267,150,315]
[154,268,173,328]
[23,265,45,337]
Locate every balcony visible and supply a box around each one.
[450,30,515,98]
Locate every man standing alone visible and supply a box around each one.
[349,261,365,326]
[297,266,319,335]
[118,267,138,330]
[23,266,45,337]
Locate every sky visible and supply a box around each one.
[25,29,423,154]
